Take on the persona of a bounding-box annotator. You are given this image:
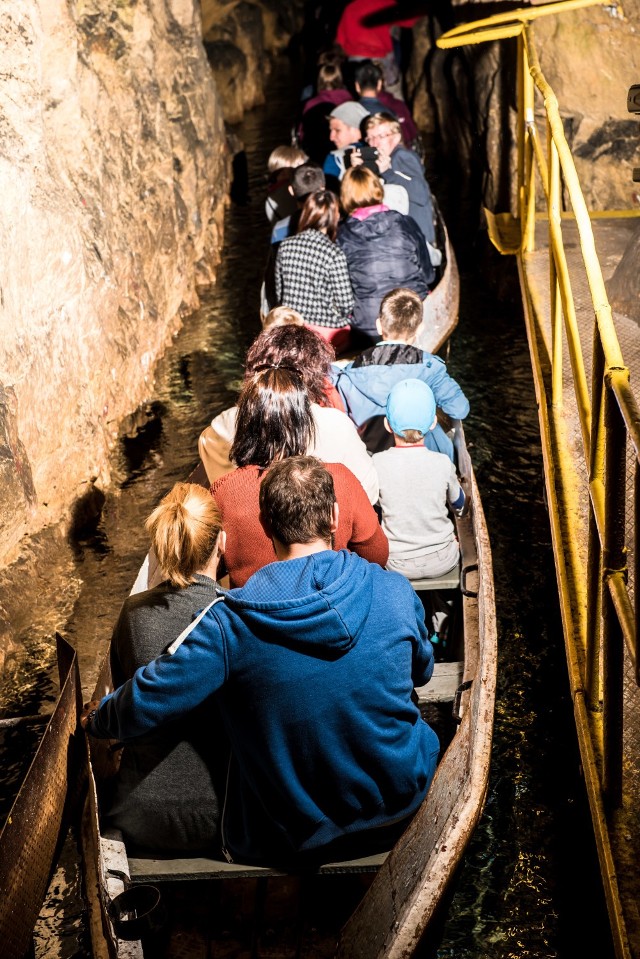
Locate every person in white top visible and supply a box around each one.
[198,324,379,504]
[373,377,465,580]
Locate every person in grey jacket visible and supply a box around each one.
[103,482,228,854]
[364,112,436,246]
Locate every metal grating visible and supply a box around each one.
[0,636,82,959]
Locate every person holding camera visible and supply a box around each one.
[365,112,436,248]
[322,101,371,189]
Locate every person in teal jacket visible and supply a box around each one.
[82,457,440,868]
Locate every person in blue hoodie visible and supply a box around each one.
[82,456,440,867]
[331,287,469,459]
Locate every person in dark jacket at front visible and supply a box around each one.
[337,165,434,347]
[82,456,440,868]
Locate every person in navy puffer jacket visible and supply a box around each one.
[337,166,434,347]
[82,457,439,868]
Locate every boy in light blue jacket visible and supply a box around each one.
[330,287,469,460]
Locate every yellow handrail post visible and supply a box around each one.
[586,332,605,710]
[602,381,626,809]
[548,124,563,407]
[517,32,526,235]
[522,38,536,252]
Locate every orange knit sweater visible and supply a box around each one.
[211,463,388,588]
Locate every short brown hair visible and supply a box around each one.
[297,190,340,241]
[259,456,336,546]
[340,166,384,215]
[146,483,222,588]
[267,145,308,175]
[378,288,423,340]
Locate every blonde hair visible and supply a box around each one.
[267,145,309,175]
[365,112,402,138]
[262,306,305,329]
[146,483,222,588]
[340,166,384,215]
[378,288,423,340]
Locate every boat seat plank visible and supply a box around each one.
[409,563,461,591]
[126,851,387,883]
[416,661,464,704]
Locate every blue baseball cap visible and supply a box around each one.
[386,379,437,438]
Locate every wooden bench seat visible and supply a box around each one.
[408,562,461,591]
[126,849,387,883]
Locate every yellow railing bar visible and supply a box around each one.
[521,28,626,372]
[437,0,606,48]
[437,4,639,951]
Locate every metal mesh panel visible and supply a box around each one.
[0,636,81,959]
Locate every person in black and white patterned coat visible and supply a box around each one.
[274,190,354,354]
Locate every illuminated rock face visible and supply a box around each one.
[0,0,299,564]
[408,5,640,213]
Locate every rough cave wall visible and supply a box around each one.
[409,1,640,214]
[0,0,301,568]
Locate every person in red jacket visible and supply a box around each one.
[335,0,420,94]
[211,366,388,587]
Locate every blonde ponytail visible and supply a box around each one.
[146,483,222,588]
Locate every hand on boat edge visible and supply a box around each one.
[80,699,102,731]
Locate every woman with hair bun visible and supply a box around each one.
[105,482,228,854]
[198,324,379,502]
[211,367,388,588]
[274,189,354,352]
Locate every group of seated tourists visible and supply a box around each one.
[80,33,472,869]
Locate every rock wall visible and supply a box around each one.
[409,1,640,214]
[0,0,301,568]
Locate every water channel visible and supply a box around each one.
[0,52,617,958]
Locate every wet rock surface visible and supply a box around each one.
[0,0,301,569]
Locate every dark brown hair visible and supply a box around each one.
[317,62,344,91]
[259,456,335,546]
[297,190,340,241]
[230,368,315,469]
[245,325,335,405]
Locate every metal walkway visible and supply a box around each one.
[522,216,640,957]
[437,3,640,957]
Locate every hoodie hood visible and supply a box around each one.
[223,550,373,659]
[331,361,440,416]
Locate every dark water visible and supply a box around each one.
[0,55,615,958]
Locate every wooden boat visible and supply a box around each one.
[414,197,460,356]
[0,635,83,959]
[81,419,496,958]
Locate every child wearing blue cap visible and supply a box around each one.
[373,378,465,582]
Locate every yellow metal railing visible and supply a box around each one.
[438,5,640,956]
